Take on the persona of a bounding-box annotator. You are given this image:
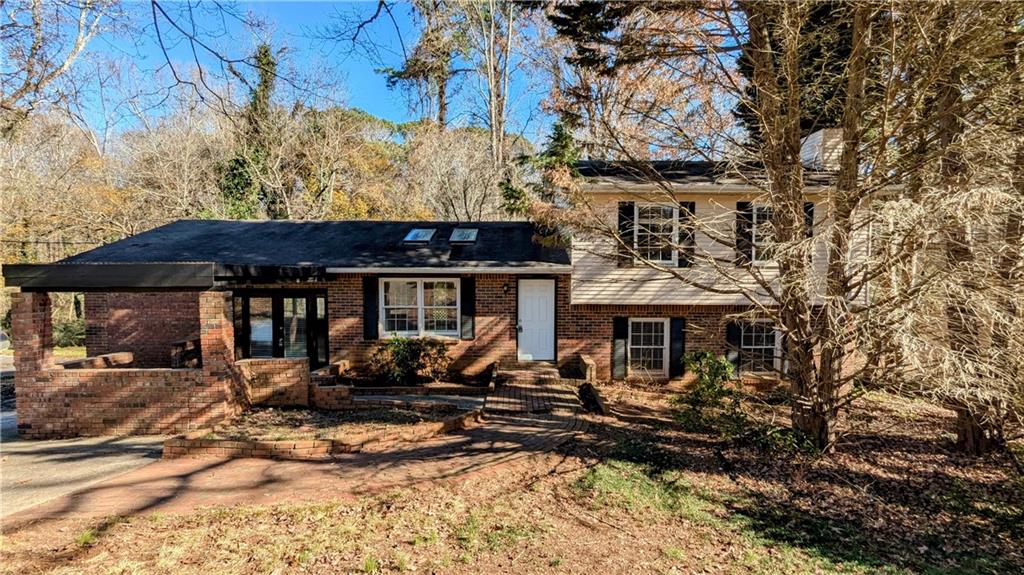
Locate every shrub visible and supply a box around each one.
[675,351,818,456]
[674,351,744,434]
[418,338,452,381]
[53,318,85,347]
[368,337,452,385]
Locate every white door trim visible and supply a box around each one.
[517,279,556,362]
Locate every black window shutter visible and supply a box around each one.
[735,201,753,264]
[678,201,695,268]
[617,201,635,268]
[669,317,686,378]
[460,277,475,340]
[804,202,815,238]
[362,276,379,340]
[725,321,742,377]
[612,316,629,379]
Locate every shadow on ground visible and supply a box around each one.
[571,392,1024,574]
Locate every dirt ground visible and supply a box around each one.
[2,387,1021,575]
[205,405,463,441]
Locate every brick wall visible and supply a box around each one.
[558,302,757,383]
[12,291,214,438]
[85,292,200,367]
[19,367,205,437]
[237,358,310,407]
[327,274,529,378]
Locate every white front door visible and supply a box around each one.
[517,279,555,361]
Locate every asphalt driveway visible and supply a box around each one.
[1,411,165,519]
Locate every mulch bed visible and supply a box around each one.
[204,405,463,442]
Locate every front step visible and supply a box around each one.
[494,361,561,383]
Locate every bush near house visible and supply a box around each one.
[676,351,816,455]
[368,337,453,385]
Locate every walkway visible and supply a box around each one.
[1,412,165,518]
[3,379,586,526]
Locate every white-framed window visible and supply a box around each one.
[739,321,779,373]
[634,204,678,264]
[628,318,669,375]
[380,278,460,338]
[751,206,775,263]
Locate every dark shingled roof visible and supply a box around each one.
[4,220,569,290]
[575,160,837,188]
[62,220,570,269]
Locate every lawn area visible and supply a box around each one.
[2,390,1021,574]
[205,406,464,441]
[0,346,86,359]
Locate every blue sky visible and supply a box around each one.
[90,1,552,142]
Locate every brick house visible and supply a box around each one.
[3,160,851,438]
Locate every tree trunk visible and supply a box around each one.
[793,398,836,450]
[954,407,998,455]
[437,73,448,127]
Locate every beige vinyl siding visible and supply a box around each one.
[571,189,869,307]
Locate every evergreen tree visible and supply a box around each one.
[218,43,279,219]
[733,2,853,141]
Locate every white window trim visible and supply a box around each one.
[633,203,678,265]
[739,319,781,373]
[751,205,774,264]
[379,278,461,339]
[627,317,670,377]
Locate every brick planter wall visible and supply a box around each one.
[309,384,353,409]
[163,409,483,460]
[236,358,310,407]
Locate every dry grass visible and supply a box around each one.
[2,389,1021,575]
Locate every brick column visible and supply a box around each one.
[10,291,55,437]
[83,292,110,356]
[195,290,245,429]
[11,291,54,375]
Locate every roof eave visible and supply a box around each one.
[2,262,216,291]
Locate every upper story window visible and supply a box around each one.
[380,278,459,338]
[635,204,677,264]
[751,206,775,263]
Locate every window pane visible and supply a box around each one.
[282,297,307,358]
[384,280,418,306]
[629,320,667,373]
[317,330,328,364]
[233,297,245,358]
[423,281,457,306]
[316,297,326,319]
[424,308,458,334]
[384,307,419,333]
[249,297,273,358]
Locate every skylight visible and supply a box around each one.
[449,228,479,244]
[403,228,436,243]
